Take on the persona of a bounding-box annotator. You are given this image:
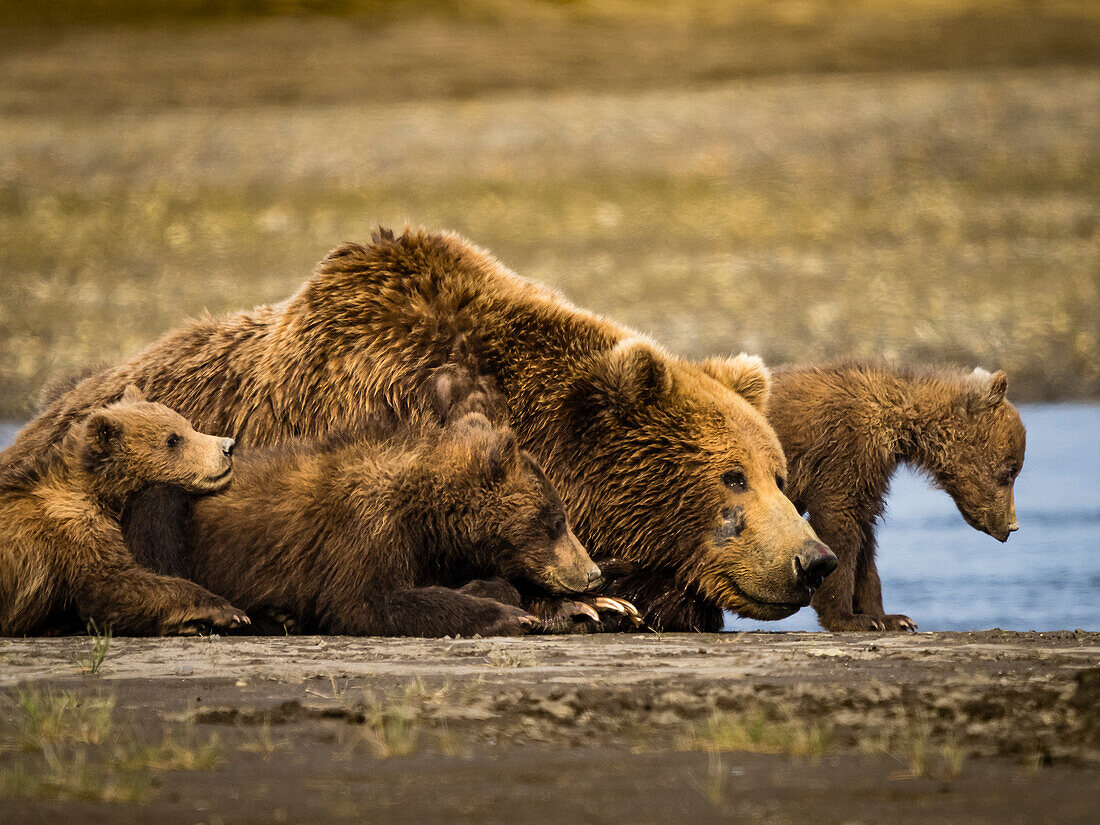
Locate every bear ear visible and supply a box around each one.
[429,365,474,424]
[82,412,123,473]
[483,429,519,481]
[698,353,771,412]
[120,384,145,405]
[321,241,368,263]
[966,368,1009,414]
[575,339,671,419]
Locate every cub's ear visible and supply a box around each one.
[120,384,145,404]
[571,339,671,420]
[966,368,1009,414]
[82,412,123,473]
[483,429,519,480]
[698,353,771,412]
[429,364,474,424]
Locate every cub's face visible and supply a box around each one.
[561,344,836,621]
[450,414,602,594]
[80,385,235,494]
[932,370,1026,542]
[495,450,602,594]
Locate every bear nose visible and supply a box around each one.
[1007,521,1019,533]
[221,437,235,457]
[793,541,837,593]
[585,565,604,591]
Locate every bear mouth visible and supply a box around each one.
[716,574,807,620]
[198,467,233,489]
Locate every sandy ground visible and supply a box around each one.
[1,631,1097,823]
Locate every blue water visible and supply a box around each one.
[3,404,1097,631]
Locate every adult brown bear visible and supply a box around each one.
[4,228,835,631]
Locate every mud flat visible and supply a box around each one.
[1,631,1097,823]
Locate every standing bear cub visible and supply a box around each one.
[768,362,1026,632]
[0,386,248,636]
[175,411,603,637]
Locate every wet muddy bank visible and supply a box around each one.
[1,631,1097,823]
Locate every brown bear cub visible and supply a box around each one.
[0,386,248,636]
[768,363,1026,632]
[177,410,604,637]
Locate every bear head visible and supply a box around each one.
[926,368,1026,542]
[563,341,836,621]
[73,385,236,498]
[434,412,603,595]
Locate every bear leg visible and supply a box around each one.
[68,536,250,635]
[121,483,193,577]
[458,578,524,606]
[332,586,538,637]
[808,511,886,631]
[853,524,917,632]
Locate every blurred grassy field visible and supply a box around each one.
[1,1,1098,416]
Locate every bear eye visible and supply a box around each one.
[997,461,1018,487]
[775,475,786,492]
[722,469,747,492]
[547,515,566,540]
[166,433,182,448]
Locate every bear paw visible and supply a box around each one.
[881,614,918,632]
[163,599,251,636]
[819,613,887,632]
[592,597,645,627]
[477,603,540,636]
[527,596,644,634]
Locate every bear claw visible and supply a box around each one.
[574,603,600,622]
[883,614,918,632]
[593,597,644,626]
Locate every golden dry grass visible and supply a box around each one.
[0,1,1097,416]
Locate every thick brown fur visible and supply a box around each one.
[769,362,1026,632]
[5,228,834,631]
[181,412,600,637]
[0,387,247,636]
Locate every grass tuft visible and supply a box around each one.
[74,619,111,676]
[0,687,222,803]
[10,687,114,750]
[678,707,832,759]
[485,648,537,668]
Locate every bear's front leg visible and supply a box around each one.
[332,586,539,637]
[458,578,525,605]
[68,534,250,635]
[852,541,917,632]
[806,511,886,631]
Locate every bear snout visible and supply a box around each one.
[792,540,837,594]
